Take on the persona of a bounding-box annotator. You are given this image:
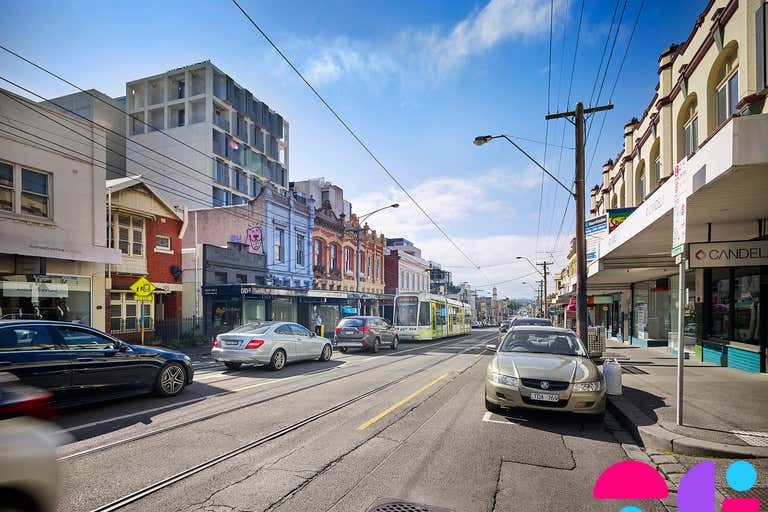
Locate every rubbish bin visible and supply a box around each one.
[604,358,622,396]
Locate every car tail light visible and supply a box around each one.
[358,327,371,333]
[246,339,264,349]
[334,327,342,333]
[213,336,220,348]
[1,393,55,421]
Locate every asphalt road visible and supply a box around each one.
[53,329,663,512]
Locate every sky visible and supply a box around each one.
[0,0,704,300]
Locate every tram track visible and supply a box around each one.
[60,332,496,463]
[83,334,493,512]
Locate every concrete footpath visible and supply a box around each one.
[603,341,768,458]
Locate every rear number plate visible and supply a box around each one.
[530,392,559,402]
[224,340,239,346]
[343,329,355,335]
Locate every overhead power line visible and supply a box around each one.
[229,0,484,274]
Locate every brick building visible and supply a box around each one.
[105,176,185,342]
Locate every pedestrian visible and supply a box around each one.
[314,312,323,337]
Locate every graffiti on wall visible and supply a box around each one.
[245,225,264,254]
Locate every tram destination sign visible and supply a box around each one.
[688,240,768,268]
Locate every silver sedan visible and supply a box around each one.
[212,321,333,371]
[485,326,605,417]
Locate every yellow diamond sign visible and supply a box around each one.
[130,276,156,297]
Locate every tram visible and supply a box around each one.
[393,292,473,341]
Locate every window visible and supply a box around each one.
[214,160,229,186]
[233,168,247,193]
[0,326,56,351]
[110,292,152,333]
[0,161,12,212]
[709,268,730,340]
[321,190,329,205]
[638,171,646,202]
[155,235,171,252]
[214,272,228,284]
[0,163,51,219]
[716,70,739,126]
[57,326,115,350]
[375,258,381,280]
[275,228,285,262]
[212,186,230,206]
[367,255,372,278]
[289,324,312,336]
[683,116,698,157]
[344,248,352,274]
[296,233,305,266]
[236,273,247,284]
[330,244,339,270]
[734,269,759,345]
[653,157,661,186]
[313,239,323,266]
[113,214,144,256]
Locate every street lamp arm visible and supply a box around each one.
[496,135,574,197]
[516,256,544,277]
[359,203,399,224]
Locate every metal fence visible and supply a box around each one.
[153,317,206,347]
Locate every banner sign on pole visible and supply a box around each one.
[671,159,691,257]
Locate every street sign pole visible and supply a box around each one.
[676,254,685,425]
[140,305,145,345]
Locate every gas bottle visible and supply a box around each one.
[604,358,623,396]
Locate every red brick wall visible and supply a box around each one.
[146,216,183,284]
[384,251,400,295]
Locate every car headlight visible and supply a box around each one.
[573,381,602,392]
[183,355,192,364]
[491,372,519,388]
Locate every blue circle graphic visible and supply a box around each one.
[619,507,642,512]
[726,461,757,492]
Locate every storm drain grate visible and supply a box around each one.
[367,498,453,512]
[719,486,768,502]
[621,365,648,375]
[731,430,768,447]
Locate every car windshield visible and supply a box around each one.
[338,318,364,327]
[499,330,587,356]
[229,322,273,334]
[512,318,553,326]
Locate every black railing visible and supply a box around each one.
[153,317,206,348]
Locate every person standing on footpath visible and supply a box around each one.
[315,312,323,337]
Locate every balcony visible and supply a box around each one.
[214,114,230,132]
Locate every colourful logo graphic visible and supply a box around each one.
[594,460,759,512]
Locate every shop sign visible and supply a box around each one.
[607,208,637,233]
[586,214,609,262]
[688,241,768,268]
[671,158,692,257]
[0,281,68,298]
[588,295,614,305]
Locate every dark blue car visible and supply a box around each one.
[0,320,194,406]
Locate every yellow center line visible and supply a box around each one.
[356,372,450,431]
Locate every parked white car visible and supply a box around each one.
[212,321,334,371]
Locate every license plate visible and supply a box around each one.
[529,392,559,402]
[343,329,355,336]
[224,340,240,346]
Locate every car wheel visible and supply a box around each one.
[339,347,348,353]
[224,362,242,370]
[319,344,332,361]
[369,337,380,353]
[269,349,286,371]
[485,398,504,415]
[156,362,187,397]
[391,336,399,350]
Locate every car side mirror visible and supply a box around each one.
[589,351,603,362]
[485,343,497,352]
[115,340,128,351]
[310,332,316,338]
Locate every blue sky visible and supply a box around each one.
[0,0,703,299]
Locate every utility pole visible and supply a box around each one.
[546,101,613,344]
[538,261,552,319]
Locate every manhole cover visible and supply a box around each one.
[367,498,453,512]
[719,485,768,502]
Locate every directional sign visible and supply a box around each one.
[129,276,156,297]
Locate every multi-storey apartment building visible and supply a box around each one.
[0,88,121,330]
[125,61,289,209]
[568,0,768,373]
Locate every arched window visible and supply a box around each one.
[329,244,339,271]
[707,42,739,132]
[344,248,352,274]
[677,94,698,161]
[635,160,646,204]
[611,194,618,209]
[313,239,324,267]
[649,138,661,184]
[619,182,626,208]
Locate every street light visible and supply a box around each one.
[348,203,399,315]
[516,256,543,277]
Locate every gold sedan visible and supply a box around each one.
[484,326,605,418]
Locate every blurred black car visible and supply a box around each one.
[0,321,194,406]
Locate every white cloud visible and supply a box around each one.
[299,0,568,85]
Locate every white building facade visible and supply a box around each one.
[0,89,121,330]
[125,61,289,209]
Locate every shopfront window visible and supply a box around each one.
[734,269,759,345]
[669,271,697,351]
[271,298,296,322]
[210,299,241,334]
[243,299,265,323]
[710,268,731,340]
[633,279,671,341]
[0,275,90,324]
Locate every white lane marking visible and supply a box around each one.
[56,334,493,435]
[482,412,519,425]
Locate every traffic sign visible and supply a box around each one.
[130,276,156,297]
[133,294,153,302]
